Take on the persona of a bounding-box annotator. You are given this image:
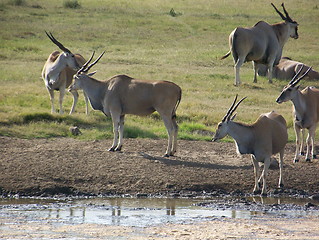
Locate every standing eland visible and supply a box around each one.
[276,65,317,163]
[221,3,299,86]
[213,95,288,196]
[69,52,182,157]
[42,31,89,114]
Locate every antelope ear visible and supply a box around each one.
[87,71,97,76]
[230,113,237,121]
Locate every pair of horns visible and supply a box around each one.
[289,65,312,87]
[222,66,311,122]
[45,31,71,53]
[77,51,105,74]
[45,31,105,73]
[222,94,247,122]
[271,3,295,23]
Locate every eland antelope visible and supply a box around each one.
[69,52,182,157]
[42,31,89,114]
[213,95,288,196]
[276,65,317,163]
[221,3,299,86]
[257,57,319,81]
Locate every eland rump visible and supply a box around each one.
[276,65,318,162]
[42,31,89,114]
[69,52,182,157]
[221,3,299,86]
[213,95,288,196]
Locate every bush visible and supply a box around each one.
[169,8,182,17]
[63,0,81,9]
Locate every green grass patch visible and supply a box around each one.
[8,0,25,6]
[0,0,318,144]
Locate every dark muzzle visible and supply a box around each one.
[276,98,282,104]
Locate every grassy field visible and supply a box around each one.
[0,0,319,142]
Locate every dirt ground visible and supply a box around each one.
[1,136,319,239]
[1,215,319,239]
[1,136,319,197]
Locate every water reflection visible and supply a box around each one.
[47,207,86,223]
[166,198,176,215]
[110,198,121,216]
[32,198,190,226]
[0,196,318,227]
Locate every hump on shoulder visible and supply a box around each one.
[259,111,286,126]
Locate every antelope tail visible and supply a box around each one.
[172,89,182,119]
[221,50,231,60]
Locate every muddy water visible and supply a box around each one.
[1,196,318,229]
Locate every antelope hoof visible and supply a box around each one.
[260,192,268,197]
[279,183,284,189]
[115,146,122,152]
[293,159,299,163]
[163,153,170,158]
[306,158,311,162]
[108,147,116,152]
[300,151,305,156]
[313,154,317,159]
[253,189,261,195]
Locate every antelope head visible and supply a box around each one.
[212,95,247,141]
[271,3,299,39]
[276,65,312,103]
[69,51,105,91]
[45,31,80,70]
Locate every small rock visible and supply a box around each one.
[305,202,316,208]
[273,188,284,194]
[69,126,81,136]
[310,194,319,201]
[136,193,148,198]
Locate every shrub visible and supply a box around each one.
[169,8,182,17]
[63,0,81,9]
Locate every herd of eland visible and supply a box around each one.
[41,3,318,196]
